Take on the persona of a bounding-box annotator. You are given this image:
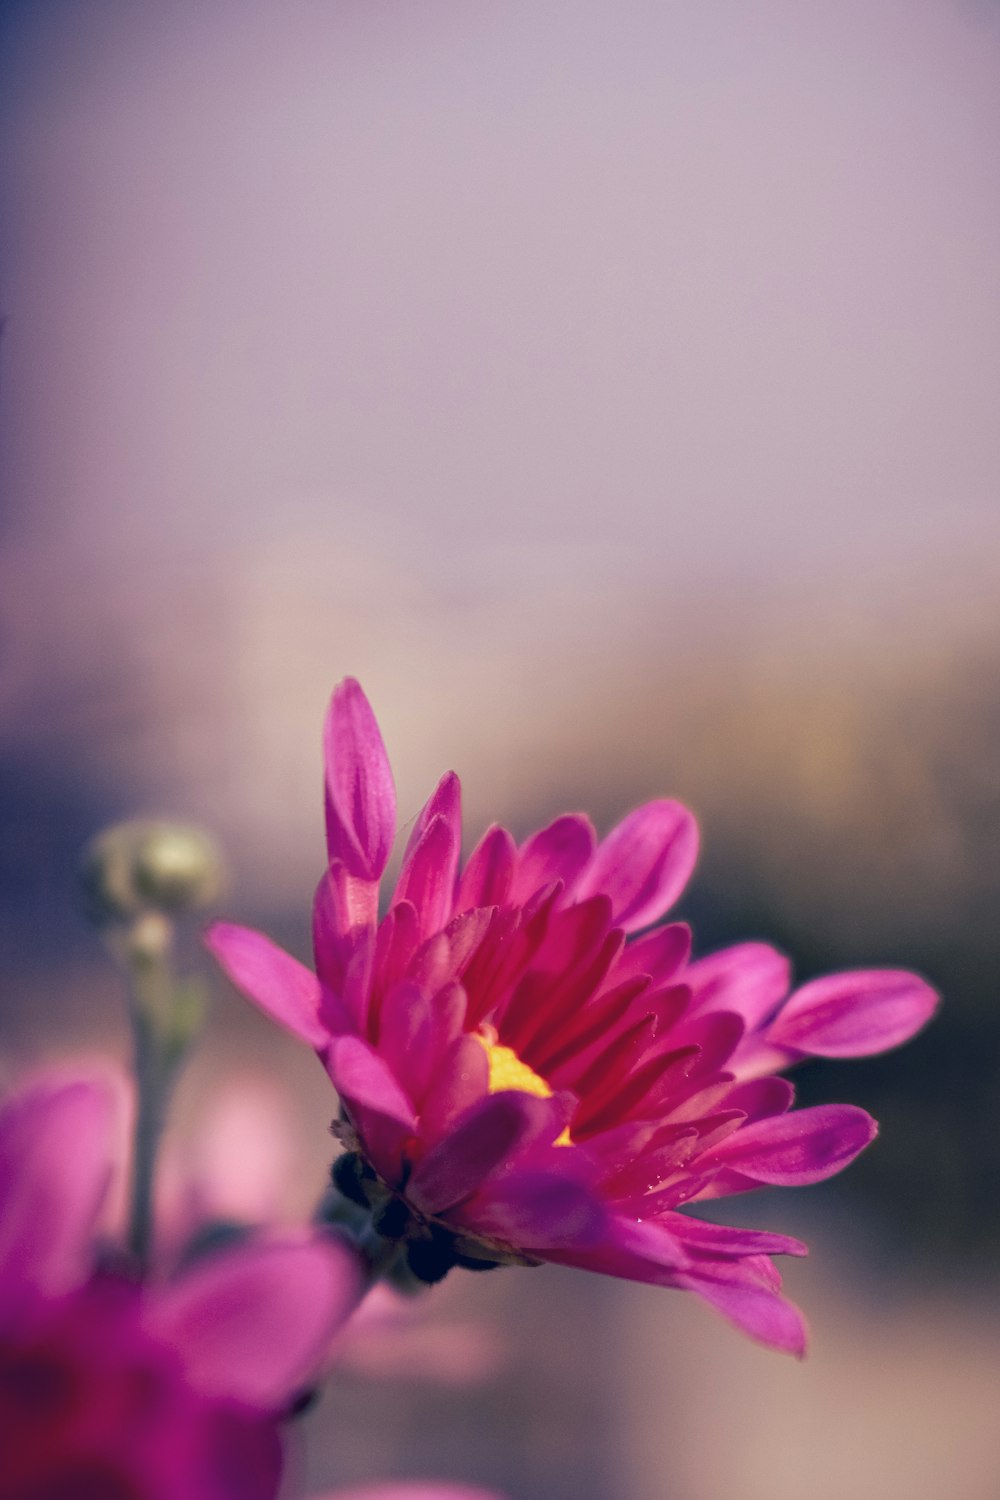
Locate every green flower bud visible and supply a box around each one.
[133,825,223,913]
[80,819,224,928]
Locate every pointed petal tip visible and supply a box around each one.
[685,1274,809,1356]
[769,969,940,1059]
[576,798,700,933]
[206,922,330,1049]
[703,1102,878,1187]
[324,678,396,881]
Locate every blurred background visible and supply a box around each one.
[1,0,999,1496]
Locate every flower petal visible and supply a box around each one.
[372,900,422,1002]
[767,969,939,1058]
[326,1037,417,1131]
[459,1165,606,1249]
[700,1104,878,1185]
[0,1075,117,1302]
[721,1075,795,1123]
[685,943,792,1031]
[206,923,333,1049]
[324,678,396,881]
[510,814,596,904]
[313,863,379,988]
[148,1232,361,1408]
[573,800,699,933]
[393,815,461,942]
[614,922,692,986]
[661,1213,808,1259]
[676,1267,808,1355]
[545,1211,690,1283]
[456,824,516,910]
[408,1092,571,1214]
[403,772,462,864]
[378,980,466,1107]
[418,1035,490,1142]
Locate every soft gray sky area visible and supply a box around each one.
[2,0,999,926]
[2,0,998,583]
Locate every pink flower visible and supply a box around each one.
[315,1489,507,1500]
[0,1073,361,1500]
[331,1283,505,1386]
[208,679,938,1357]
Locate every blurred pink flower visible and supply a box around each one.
[154,1075,311,1258]
[332,1283,505,1385]
[316,1488,507,1500]
[153,1077,503,1390]
[0,1073,360,1500]
[208,679,938,1356]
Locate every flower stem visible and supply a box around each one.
[81,819,220,1271]
[118,916,202,1270]
[355,1219,406,1285]
[128,1006,173,1268]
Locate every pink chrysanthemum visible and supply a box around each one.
[208,679,938,1356]
[0,1073,360,1500]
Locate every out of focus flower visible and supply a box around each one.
[81,819,225,930]
[0,1072,360,1500]
[315,1488,507,1500]
[331,1283,505,1386]
[150,1077,504,1389]
[154,1075,310,1256]
[208,679,938,1355]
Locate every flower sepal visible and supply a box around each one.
[323,1146,546,1292]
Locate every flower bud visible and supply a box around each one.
[133,825,223,913]
[81,820,224,928]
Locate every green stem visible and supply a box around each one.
[355,1220,406,1285]
[120,921,188,1271]
[128,1010,171,1268]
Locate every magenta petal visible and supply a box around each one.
[461,1167,606,1249]
[685,942,792,1031]
[456,824,516,910]
[545,1211,690,1284]
[313,869,349,989]
[418,1035,490,1141]
[339,923,377,1034]
[314,863,379,983]
[326,1037,417,1131]
[408,1093,569,1214]
[0,1075,117,1301]
[768,969,940,1058]
[510,814,597,904]
[206,923,331,1049]
[701,1104,878,1185]
[148,1233,361,1408]
[722,1076,795,1123]
[661,1213,808,1259]
[373,900,421,1000]
[615,922,692,986]
[323,678,397,881]
[574,800,699,933]
[378,980,465,1106]
[677,1269,808,1355]
[393,815,461,941]
[403,771,462,863]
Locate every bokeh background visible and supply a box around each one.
[2,1,999,1496]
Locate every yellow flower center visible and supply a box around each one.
[475,1036,572,1144]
